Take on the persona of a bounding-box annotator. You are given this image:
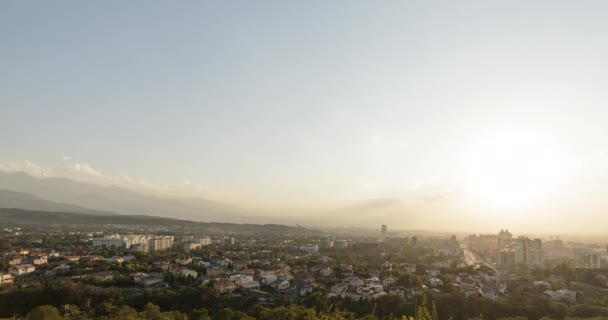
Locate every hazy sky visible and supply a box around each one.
[2,1,608,232]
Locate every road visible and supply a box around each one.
[462,245,501,276]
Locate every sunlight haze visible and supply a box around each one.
[2,0,608,233]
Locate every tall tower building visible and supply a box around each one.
[514,237,544,265]
[381,225,387,238]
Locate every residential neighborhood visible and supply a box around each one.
[1,223,607,319]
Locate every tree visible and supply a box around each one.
[112,305,140,320]
[415,294,433,320]
[29,305,64,320]
[191,308,211,320]
[164,310,189,320]
[140,303,164,320]
[397,274,412,287]
[431,302,438,320]
[215,308,235,320]
[63,304,82,318]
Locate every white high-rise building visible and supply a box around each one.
[149,236,174,252]
[497,236,544,267]
[92,234,174,252]
[92,234,126,248]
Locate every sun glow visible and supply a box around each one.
[463,132,568,208]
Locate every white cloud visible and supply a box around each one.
[66,163,102,177]
[0,158,210,199]
[0,160,54,178]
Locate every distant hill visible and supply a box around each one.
[0,189,114,215]
[0,172,257,223]
[0,208,321,236]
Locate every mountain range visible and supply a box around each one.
[0,171,258,223]
[0,208,320,235]
[0,189,114,215]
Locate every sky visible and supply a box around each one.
[2,1,608,233]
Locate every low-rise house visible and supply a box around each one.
[329,283,348,298]
[338,264,354,277]
[230,274,260,289]
[381,261,392,272]
[258,267,279,276]
[241,280,261,289]
[137,272,169,289]
[276,270,294,281]
[270,279,291,291]
[219,258,233,267]
[479,284,499,300]
[344,285,386,301]
[260,274,278,285]
[178,269,198,279]
[142,278,169,289]
[233,260,248,271]
[320,267,333,277]
[367,277,382,287]
[544,290,561,301]
[53,264,71,273]
[10,264,35,276]
[428,277,444,287]
[7,256,22,266]
[207,265,228,277]
[25,253,48,265]
[291,280,313,296]
[459,284,479,298]
[343,276,364,287]
[250,259,272,268]
[228,274,252,285]
[556,289,577,303]
[214,279,237,293]
[388,286,405,298]
[241,269,256,277]
[0,273,14,285]
[383,277,397,288]
[407,285,427,297]
[400,263,416,274]
[129,272,149,283]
